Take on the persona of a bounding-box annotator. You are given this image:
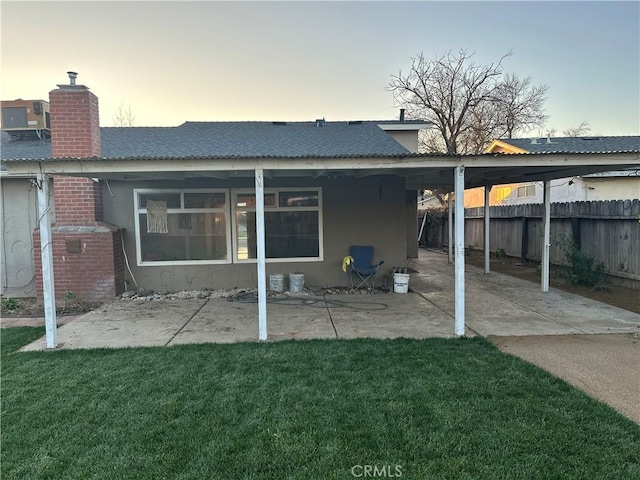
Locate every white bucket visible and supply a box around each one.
[289,273,305,293]
[393,273,410,294]
[269,273,285,292]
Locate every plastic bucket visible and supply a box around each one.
[269,273,285,293]
[289,273,305,293]
[393,273,410,294]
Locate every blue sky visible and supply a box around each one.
[1,1,638,135]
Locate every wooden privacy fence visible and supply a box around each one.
[419,200,640,288]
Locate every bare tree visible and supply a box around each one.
[494,73,548,138]
[418,129,446,154]
[390,50,548,154]
[113,103,135,127]
[563,121,591,137]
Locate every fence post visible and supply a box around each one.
[572,217,581,249]
[521,216,529,264]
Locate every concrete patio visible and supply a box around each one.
[14,249,639,351]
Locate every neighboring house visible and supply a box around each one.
[1,82,428,300]
[464,136,640,207]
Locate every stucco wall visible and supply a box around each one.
[1,177,37,297]
[387,131,419,153]
[102,175,407,292]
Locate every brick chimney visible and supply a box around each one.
[49,72,103,225]
[33,72,124,301]
[50,71,102,159]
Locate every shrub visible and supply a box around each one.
[557,234,604,286]
[495,248,506,258]
[2,297,20,311]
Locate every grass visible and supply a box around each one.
[2,328,639,479]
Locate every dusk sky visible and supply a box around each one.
[1,1,639,135]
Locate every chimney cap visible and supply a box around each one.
[55,71,89,91]
[67,71,78,85]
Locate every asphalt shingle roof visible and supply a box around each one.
[500,136,640,154]
[1,121,412,161]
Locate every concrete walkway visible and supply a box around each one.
[489,333,640,424]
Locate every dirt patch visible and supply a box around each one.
[464,252,639,314]
[1,286,387,318]
[1,297,103,318]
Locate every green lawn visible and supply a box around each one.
[2,328,639,479]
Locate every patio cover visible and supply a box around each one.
[3,150,639,347]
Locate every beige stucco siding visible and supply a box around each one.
[386,131,419,153]
[102,175,408,292]
[0,177,37,297]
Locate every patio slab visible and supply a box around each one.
[19,300,207,351]
[14,249,640,351]
[328,293,460,339]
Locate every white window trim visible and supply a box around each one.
[134,188,232,266]
[133,187,324,266]
[231,187,324,264]
[517,184,536,198]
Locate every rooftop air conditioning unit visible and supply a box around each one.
[1,99,51,139]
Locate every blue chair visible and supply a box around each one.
[349,245,384,292]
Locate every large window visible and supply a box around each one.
[134,189,231,265]
[233,188,322,262]
[134,187,322,265]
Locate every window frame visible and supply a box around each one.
[494,186,512,203]
[133,188,232,266]
[231,187,324,264]
[517,184,536,198]
[133,187,324,266]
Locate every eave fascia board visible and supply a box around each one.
[378,123,432,131]
[3,152,639,177]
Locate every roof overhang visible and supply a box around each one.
[2,152,638,191]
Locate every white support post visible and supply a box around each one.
[37,171,57,348]
[542,180,551,293]
[447,193,453,264]
[255,168,268,340]
[484,185,491,274]
[454,165,466,337]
